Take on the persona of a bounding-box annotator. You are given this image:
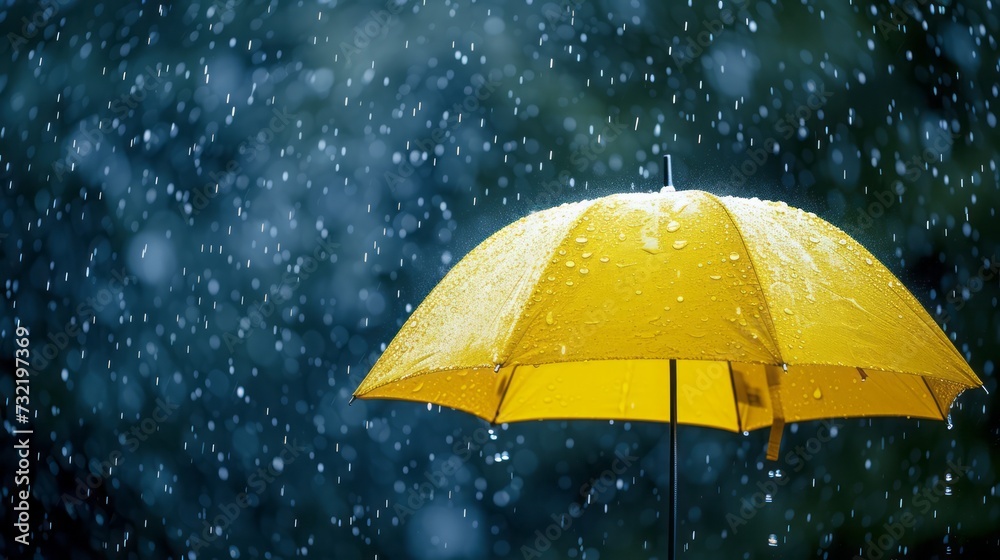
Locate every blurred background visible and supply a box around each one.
[1,0,998,558]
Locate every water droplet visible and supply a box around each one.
[565,261,575,268]
[865,258,873,265]
[729,252,740,261]
[672,239,688,250]
[582,252,593,258]
[599,256,610,263]
[575,237,588,244]
[580,268,589,275]
[809,236,820,243]
[635,290,642,295]
[677,296,684,302]
[618,233,626,241]
[666,220,680,232]
[710,275,722,280]
[411,382,424,392]
[813,388,822,399]
[545,312,554,325]
[783,308,794,315]
[838,239,847,245]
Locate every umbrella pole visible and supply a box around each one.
[668,358,678,560]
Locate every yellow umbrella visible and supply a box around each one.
[353,161,982,556]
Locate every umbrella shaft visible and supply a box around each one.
[669,359,677,559]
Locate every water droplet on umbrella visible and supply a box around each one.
[710,275,721,280]
[838,239,847,245]
[729,252,740,261]
[582,252,593,258]
[576,237,588,243]
[813,388,823,399]
[865,258,873,265]
[666,220,680,232]
[580,268,589,275]
[599,256,610,263]
[677,296,684,302]
[545,311,554,325]
[809,236,820,243]
[673,240,688,250]
[566,261,575,268]
[783,308,793,315]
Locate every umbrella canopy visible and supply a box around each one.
[354,190,982,450]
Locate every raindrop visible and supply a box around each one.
[672,240,688,250]
[677,296,684,302]
[575,237,588,244]
[666,220,680,232]
[545,312,554,325]
[565,261,576,268]
[813,388,823,400]
[729,252,740,261]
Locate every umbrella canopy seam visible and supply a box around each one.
[884,274,980,387]
[702,191,786,365]
[495,199,602,366]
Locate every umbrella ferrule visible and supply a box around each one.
[661,154,676,192]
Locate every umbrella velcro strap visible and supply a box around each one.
[765,366,785,461]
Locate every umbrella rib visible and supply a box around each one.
[920,374,947,421]
[491,365,518,424]
[727,361,743,433]
[702,192,785,365]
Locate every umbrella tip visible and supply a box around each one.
[349,395,357,405]
[661,154,675,192]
